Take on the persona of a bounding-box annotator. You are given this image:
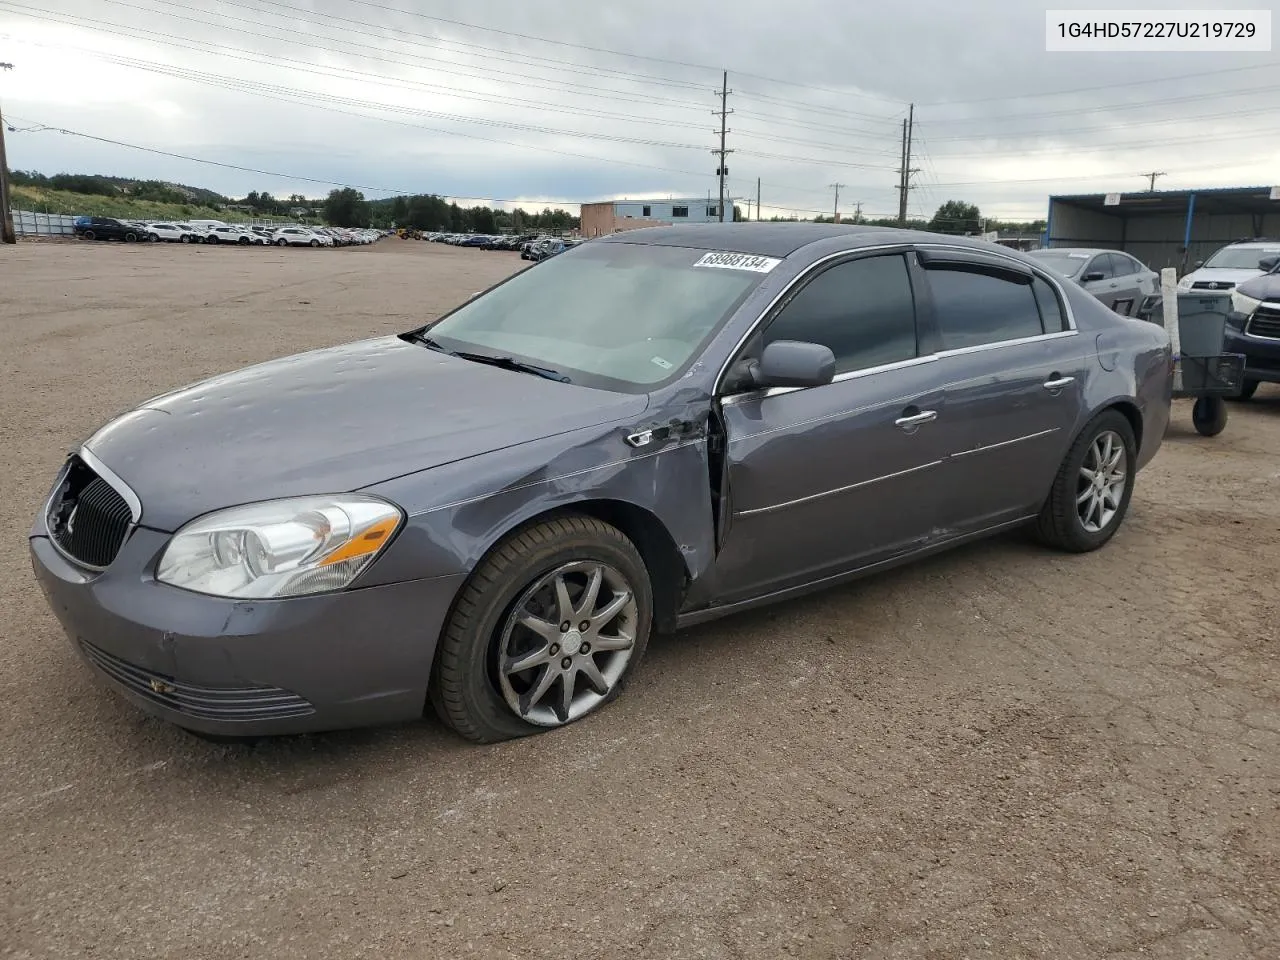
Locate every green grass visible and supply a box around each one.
[10,185,300,224]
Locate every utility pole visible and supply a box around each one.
[853,200,863,223]
[0,62,15,245]
[711,70,733,223]
[896,102,918,227]
[1142,171,1166,192]
[829,182,846,223]
[756,176,761,222]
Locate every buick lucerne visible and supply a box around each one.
[29,224,1173,743]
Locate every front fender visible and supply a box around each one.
[353,418,717,593]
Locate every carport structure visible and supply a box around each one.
[1045,186,1280,274]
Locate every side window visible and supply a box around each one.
[760,254,918,376]
[1031,275,1068,332]
[672,206,689,218]
[1109,253,1135,277]
[1086,254,1115,280]
[927,268,1045,350]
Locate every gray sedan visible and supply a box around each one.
[1026,247,1159,317]
[29,224,1173,744]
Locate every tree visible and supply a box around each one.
[323,187,370,227]
[929,200,981,235]
[732,204,744,221]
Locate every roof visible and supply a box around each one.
[1049,185,1279,218]
[595,222,968,258]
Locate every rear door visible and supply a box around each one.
[1106,253,1144,315]
[914,247,1090,535]
[713,250,949,603]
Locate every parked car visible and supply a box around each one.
[28,224,1172,745]
[1025,248,1158,317]
[144,222,196,243]
[1176,238,1280,293]
[272,227,326,247]
[73,216,144,243]
[1221,258,1280,400]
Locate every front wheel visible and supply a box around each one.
[180,234,191,244]
[124,232,138,242]
[430,515,653,743]
[1034,410,1137,553]
[310,239,319,247]
[1192,396,1228,436]
[276,238,288,246]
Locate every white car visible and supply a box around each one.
[272,227,329,247]
[205,225,259,245]
[144,222,195,243]
[1177,239,1280,293]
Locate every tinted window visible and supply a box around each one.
[761,254,917,375]
[1109,253,1136,277]
[1085,255,1115,280]
[928,268,1045,350]
[1031,276,1067,332]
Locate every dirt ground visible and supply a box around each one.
[1,238,1277,960]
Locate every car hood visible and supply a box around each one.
[82,335,649,531]
[1181,267,1264,288]
[1234,272,1280,302]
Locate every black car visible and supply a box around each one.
[73,216,145,243]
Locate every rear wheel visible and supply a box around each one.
[1034,410,1136,553]
[82,230,96,241]
[430,515,652,743]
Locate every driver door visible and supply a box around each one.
[712,250,949,604]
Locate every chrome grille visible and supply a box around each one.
[1245,306,1280,340]
[46,456,133,569]
[1191,281,1235,290]
[80,641,316,722]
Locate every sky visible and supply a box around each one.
[0,0,1277,222]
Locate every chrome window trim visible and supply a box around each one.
[713,241,1078,399]
[721,353,938,406]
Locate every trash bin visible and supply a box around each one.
[1174,292,1230,357]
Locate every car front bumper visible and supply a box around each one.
[29,525,464,737]
[1225,322,1280,383]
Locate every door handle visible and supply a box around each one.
[1043,376,1075,390]
[895,409,937,430]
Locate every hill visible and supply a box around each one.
[9,185,300,223]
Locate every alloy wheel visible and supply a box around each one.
[1077,430,1127,533]
[496,560,638,727]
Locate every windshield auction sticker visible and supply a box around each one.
[693,251,782,273]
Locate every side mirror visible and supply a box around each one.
[1193,259,1204,269]
[1258,256,1278,271]
[751,340,836,389]
[1082,271,1105,282]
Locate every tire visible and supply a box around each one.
[1034,409,1137,553]
[1192,396,1228,437]
[238,236,250,245]
[277,238,288,246]
[180,234,191,244]
[430,514,653,744]
[148,233,160,242]
[124,232,137,242]
[82,230,96,241]
[310,239,319,247]
[1230,379,1260,402]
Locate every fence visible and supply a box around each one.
[13,209,79,237]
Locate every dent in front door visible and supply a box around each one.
[713,364,949,604]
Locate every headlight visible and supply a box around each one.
[1230,290,1262,317]
[155,495,403,599]
[1176,275,1194,292]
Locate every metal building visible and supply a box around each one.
[579,197,731,237]
[1045,186,1280,272]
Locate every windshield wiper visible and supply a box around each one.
[405,331,450,352]
[453,351,571,383]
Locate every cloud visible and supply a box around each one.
[2,0,1277,220]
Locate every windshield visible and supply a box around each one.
[421,242,772,391]
[1203,246,1280,269]
[1026,250,1090,277]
